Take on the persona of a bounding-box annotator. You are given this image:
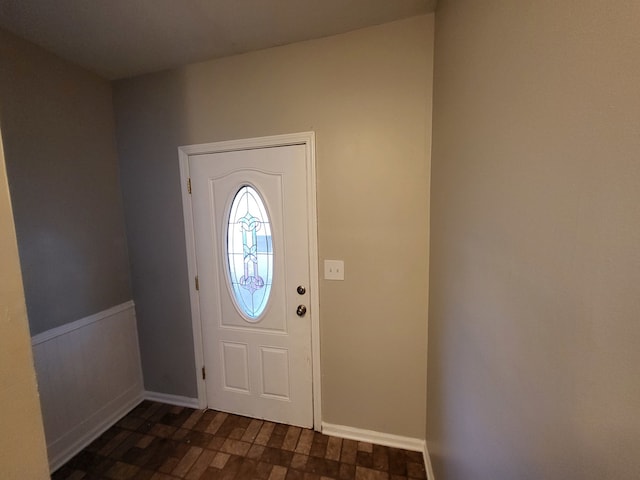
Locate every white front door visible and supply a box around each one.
[188,143,313,427]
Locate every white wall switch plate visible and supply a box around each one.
[324,260,344,280]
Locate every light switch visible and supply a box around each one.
[324,260,344,280]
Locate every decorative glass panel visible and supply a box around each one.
[227,185,273,320]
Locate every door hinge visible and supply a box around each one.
[202,366,206,380]
[195,276,199,291]
[187,178,192,194]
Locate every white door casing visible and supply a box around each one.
[178,133,321,428]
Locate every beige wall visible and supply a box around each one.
[428,1,640,479]
[0,131,49,478]
[114,15,433,437]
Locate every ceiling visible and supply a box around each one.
[0,0,436,80]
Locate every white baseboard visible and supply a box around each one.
[423,443,435,480]
[321,422,425,453]
[144,390,200,409]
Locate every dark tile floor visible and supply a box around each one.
[52,401,428,480]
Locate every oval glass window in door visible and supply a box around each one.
[226,185,273,320]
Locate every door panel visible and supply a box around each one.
[221,342,250,392]
[189,144,312,427]
[260,347,290,399]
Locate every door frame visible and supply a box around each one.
[178,132,321,429]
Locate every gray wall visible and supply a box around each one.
[114,15,433,435]
[0,29,131,334]
[427,1,640,479]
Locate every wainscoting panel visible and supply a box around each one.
[31,301,144,472]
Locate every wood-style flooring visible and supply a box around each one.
[52,401,428,480]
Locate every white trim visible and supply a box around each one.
[49,386,143,472]
[144,390,200,409]
[178,132,322,428]
[304,133,322,430]
[179,132,315,156]
[31,300,135,345]
[179,149,208,409]
[423,443,435,480]
[321,422,426,453]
